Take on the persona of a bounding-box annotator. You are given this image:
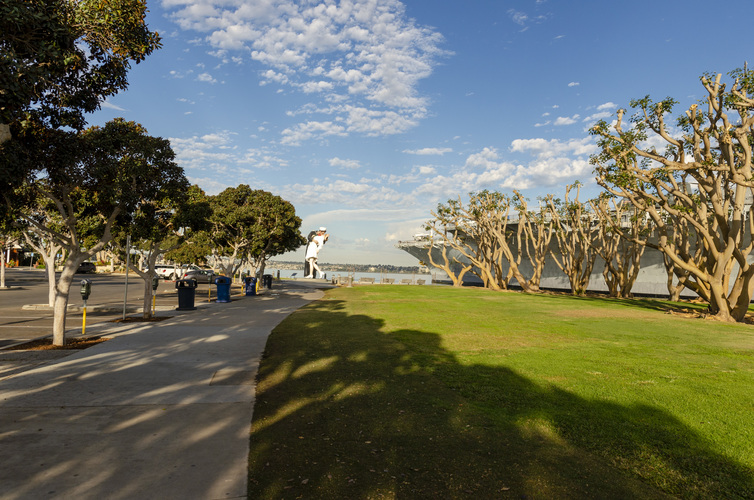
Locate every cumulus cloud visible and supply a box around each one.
[403,147,453,155]
[510,137,597,159]
[163,0,449,143]
[554,114,580,126]
[568,82,580,87]
[410,138,598,200]
[196,72,218,84]
[582,103,618,125]
[282,180,406,207]
[280,121,347,146]
[329,157,362,169]
[583,111,612,123]
[168,131,288,172]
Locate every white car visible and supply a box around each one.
[154,265,182,280]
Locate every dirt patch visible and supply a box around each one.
[110,316,172,323]
[5,336,109,351]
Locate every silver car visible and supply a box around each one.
[182,269,217,284]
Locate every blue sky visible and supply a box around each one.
[90,0,753,266]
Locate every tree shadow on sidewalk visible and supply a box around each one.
[248,298,754,499]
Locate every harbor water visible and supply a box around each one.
[270,268,435,285]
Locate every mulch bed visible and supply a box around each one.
[110,316,172,324]
[5,316,173,351]
[5,336,109,351]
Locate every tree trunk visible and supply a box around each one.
[0,245,6,288]
[142,277,153,319]
[52,264,77,346]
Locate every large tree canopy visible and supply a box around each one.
[0,0,161,201]
[209,185,305,278]
[112,183,211,318]
[0,0,160,134]
[18,118,185,344]
[591,67,754,322]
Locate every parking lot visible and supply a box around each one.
[0,268,223,348]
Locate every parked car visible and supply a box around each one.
[76,261,96,274]
[182,269,217,284]
[155,265,181,280]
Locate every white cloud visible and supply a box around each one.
[169,69,193,79]
[403,147,453,155]
[283,180,406,207]
[196,72,217,84]
[280,121,347,146]
[168,131,288,172]
[568,81,580,87]
[329,157,361,169]
[510,137,597,159]
[163,0,449,143]
[410,138,599,200]
[100,100,125,111]
[554,114,580,126]
[508,10,528,25]
[583,111,612,123]
[344,105,421,136]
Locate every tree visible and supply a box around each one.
[208,185,305,279]
[591,68,754,322]
[1,0,161,239]
[242,190,306,280]
[165,231,212,268]
[0,0,160,139]
[421,231,472,287]
[428,196,504,290]
[12,119,183,345]
[112,184,210,318]
[590,195,648,298]
[510,191,556,293]
[0,209,22,288]
[546,183,597,296]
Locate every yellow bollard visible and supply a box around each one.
[82,302,87,336]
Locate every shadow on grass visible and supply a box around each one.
[535,290,712,317]
[248,298,754,499]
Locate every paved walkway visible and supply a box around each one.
[0,280,328,500]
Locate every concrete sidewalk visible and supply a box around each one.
[0,280,329,500]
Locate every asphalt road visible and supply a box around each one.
[0,268,222,348]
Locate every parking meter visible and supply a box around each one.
[151,275,159,315]
[80,279,91,336]
[80,279,92,301]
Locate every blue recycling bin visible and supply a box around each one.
[215,276,231,303]
[244,276,257,296]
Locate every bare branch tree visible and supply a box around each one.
[590,195,648,298]
[591,68,754,321]
[547,183,597,296]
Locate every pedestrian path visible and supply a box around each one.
[0,281,328,500]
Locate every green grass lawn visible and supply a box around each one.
[248,285,754,499]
